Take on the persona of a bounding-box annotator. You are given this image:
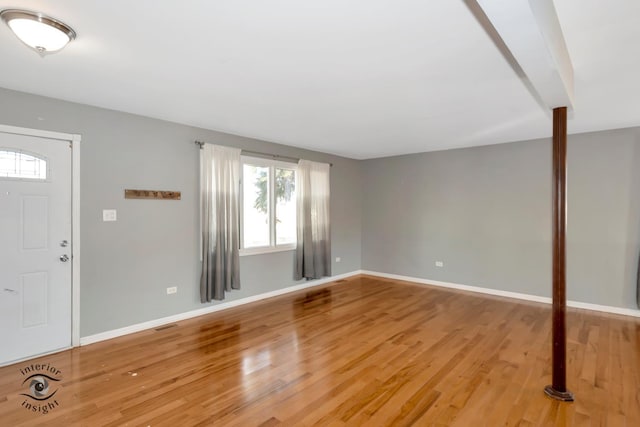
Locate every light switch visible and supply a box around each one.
[103,209,117,222]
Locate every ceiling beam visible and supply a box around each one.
[475,0,574,109]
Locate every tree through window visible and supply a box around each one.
[241,157,296,252]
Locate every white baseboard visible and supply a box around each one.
[361,270,640,318]
[80,269,639,346]
[80,270,363,346]
[566,300,640,318]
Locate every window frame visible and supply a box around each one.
[0,147,50,182]
[239,155,297,256]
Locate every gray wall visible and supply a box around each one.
[362,128,640,309]
[0,87,362,336]
[2,84,638,339]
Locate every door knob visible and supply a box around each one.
[3,288,17,294]
[60,254,69,262]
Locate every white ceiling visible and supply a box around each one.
[0,0,638,159]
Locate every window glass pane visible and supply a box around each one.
[0,150,47,180]
[243,164,270,248]
[275,168,296,245]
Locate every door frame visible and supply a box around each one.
[0,124,81,348]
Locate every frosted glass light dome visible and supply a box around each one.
[1,9,76,54]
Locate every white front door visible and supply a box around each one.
[0,131,72,366]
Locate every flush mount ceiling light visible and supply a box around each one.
[1,9,76,55]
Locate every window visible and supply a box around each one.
[241,156,296,254]
[0,149,47,180]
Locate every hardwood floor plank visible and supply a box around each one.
[1,275,639,426]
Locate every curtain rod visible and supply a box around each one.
[194,140,332,166]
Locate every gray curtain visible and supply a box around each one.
[200,144,241,302]
[295,159,331,280]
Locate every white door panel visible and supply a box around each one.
[0,132,71,365]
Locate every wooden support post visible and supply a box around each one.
[544,106,574,402]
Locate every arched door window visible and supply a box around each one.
[0,149,48,180]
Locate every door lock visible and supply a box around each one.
[60,240,69,247]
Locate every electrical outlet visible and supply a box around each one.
[335,257,341,263]
[166,286,177,295]
[435,261,444,267]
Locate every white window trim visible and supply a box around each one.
[240,155,297,256]
[240,244,296,257]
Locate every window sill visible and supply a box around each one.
[240,245,296,257]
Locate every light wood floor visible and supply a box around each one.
[1,275,639,426]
